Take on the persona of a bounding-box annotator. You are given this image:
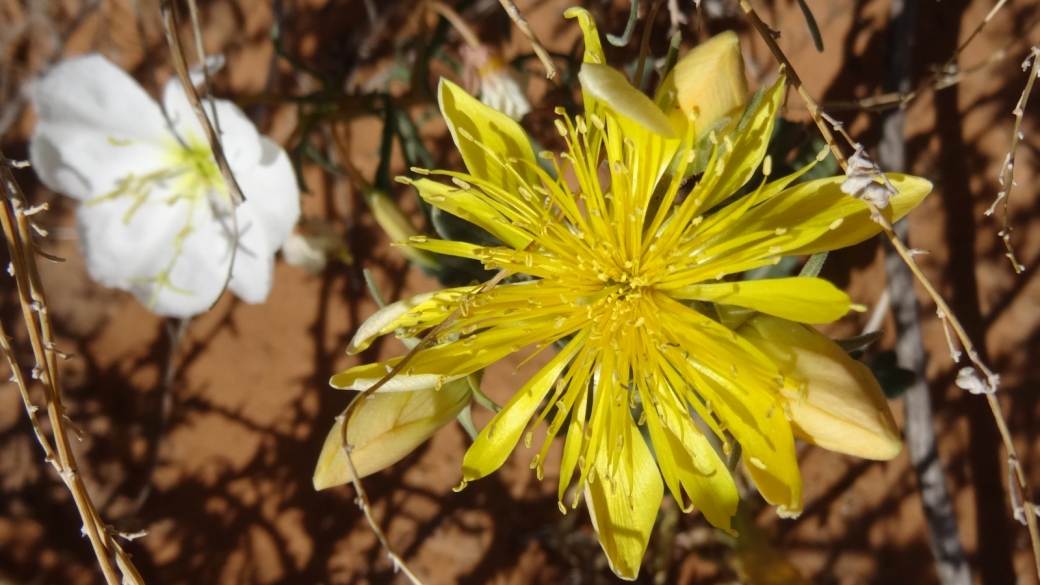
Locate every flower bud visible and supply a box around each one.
[737,314,902,460]
[313,378,472,489]
[281,217,352,274]
[364,187,440,270]
[660,31,748,139]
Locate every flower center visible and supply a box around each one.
[88,133,229,307]
[91,134,226,222]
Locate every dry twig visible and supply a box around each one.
[738,0,1040,579]
[0,151,146,585]
[823,0,1017,113]
[157,0,243,311]
[498,0,556,79]
[985,45,1039,274]
[334,269,512,585]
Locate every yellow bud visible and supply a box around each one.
[662,31,748,139]
[364,188,440,270]
[738,314,902,461]
[313,378,471,489]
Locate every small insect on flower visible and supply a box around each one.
[29,54,300,318]
[325,9,931,580]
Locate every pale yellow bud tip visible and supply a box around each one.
[739,315,902,461]
[671,31,748,138]
[313,379,472,489]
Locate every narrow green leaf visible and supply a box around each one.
[833,330,884,353]
[607,0,640,46]
[795,0,824,52]
[799,252,828,277]
[363,269,387,309]
[660,31,682,80]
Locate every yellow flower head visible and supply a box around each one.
[329,10,930,580]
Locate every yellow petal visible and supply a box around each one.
[461,330,588,480]
[666,277,851,324]
[660,31,748,139]
[438,79,542,213]
[557,386,589,503]
[786,174,932,255]
[584,416,663,581]
[579,63,677,139]
[563,7,605,64]
[335,317,576,391]
[347,288,468,354]
[656,295,803,516]
[680,173,932,281]
[738,315,902,460]
[678,361,803,516]
[331,358,465,391]
[641,383,738,531]
[691,75,786,214]
[313,378,472,489]
[733,174,932,258]
[403,238,485,260]
[410,178,533,249]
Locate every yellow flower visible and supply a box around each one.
[330,9,930,579]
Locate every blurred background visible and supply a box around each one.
[0,0,1039,583]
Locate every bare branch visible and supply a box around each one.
[985,45,1039,273]
[497,0,556,79]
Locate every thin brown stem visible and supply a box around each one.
[986,45,1039,273]
[633,0,668,89]
[426,1,481,49]
[0,151,141,585]
[497,0,556,79]
[335,270,511,585]
[158,0,241,313]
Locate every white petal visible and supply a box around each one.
[188,54,226,88]
[155,199,238,317]
[75,193,197,316]
[234,137,301,248]
[29,54,170,200]
[227,207,275,303]
[162,79,261,171]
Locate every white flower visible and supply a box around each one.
[460,45,531,121]
[29,54,300,318]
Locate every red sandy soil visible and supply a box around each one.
[1,0,1039,583]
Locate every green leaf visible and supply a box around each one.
[795,0,824,52]
[606,0,639,46]
[833,330,883,353]
[869,350,917,399]
[799,252,828,277]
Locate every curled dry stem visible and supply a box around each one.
[738,0,1040,579]
[0,152,145,585]
[426,1,482,49]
